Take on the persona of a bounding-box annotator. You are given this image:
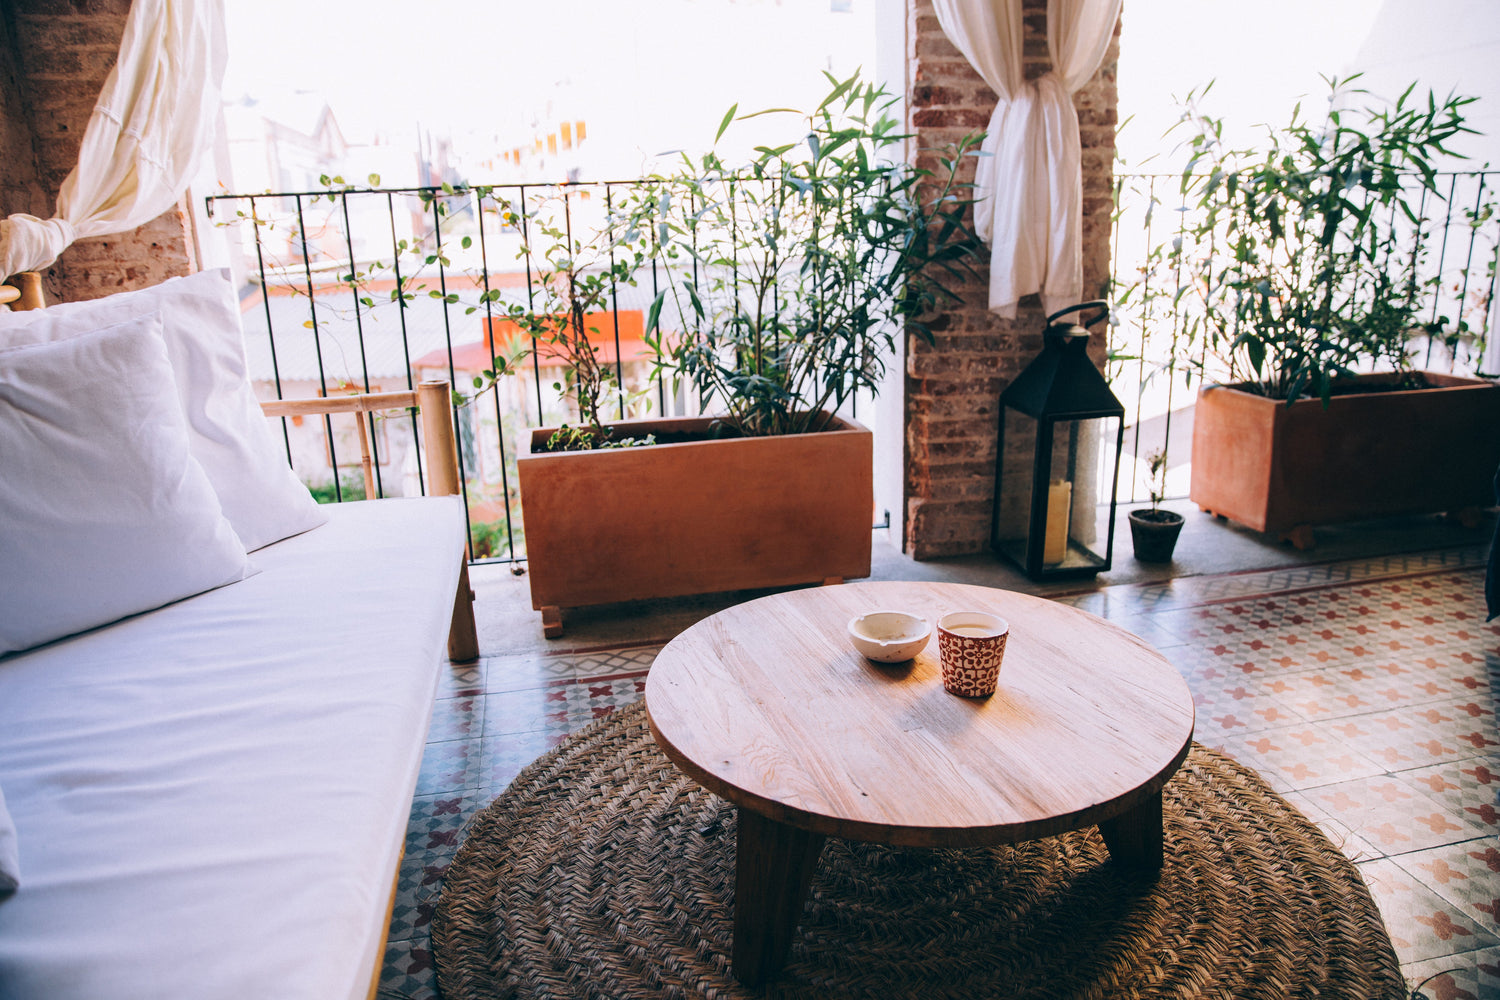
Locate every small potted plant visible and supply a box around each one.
[1129,450,1184,563]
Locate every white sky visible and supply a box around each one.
[221,0,876,183]
[1117,0,1499,170]
[1115,0,1381,168]
[219,0,1499,184]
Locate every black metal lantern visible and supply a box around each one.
[992,301,1125,581]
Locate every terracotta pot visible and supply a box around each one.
[1128,509,1184,563]
[517,413,872,634]
[1189,372,1500,546]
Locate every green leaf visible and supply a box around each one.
[715,104,739,144]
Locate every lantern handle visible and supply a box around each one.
[1045,300,1110,330]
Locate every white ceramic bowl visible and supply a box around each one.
[847,610,932,663]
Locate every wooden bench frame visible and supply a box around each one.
[4,271,477,663]
[6,271,478,999]
[260,382,480,663]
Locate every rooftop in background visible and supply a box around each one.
[217,0,877,191]
[238,277,672,385]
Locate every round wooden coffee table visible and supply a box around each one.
[644,580,1195,986]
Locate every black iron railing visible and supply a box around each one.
[212,168,1498,559]
[207,178,885,565]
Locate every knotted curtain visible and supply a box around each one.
[0,0,226,279]
[932,0,1121,317]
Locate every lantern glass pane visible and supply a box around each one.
[993,406,1037,568]
[1045,416,1117,571]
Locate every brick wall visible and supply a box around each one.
[1,0,194,303]
[904,0,1119,559]
[0,9,44,224]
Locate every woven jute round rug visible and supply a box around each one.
[433,701,1403,1000]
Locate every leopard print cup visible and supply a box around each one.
[936,612,1010,697]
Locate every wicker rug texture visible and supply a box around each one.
[433,701,1404,1000]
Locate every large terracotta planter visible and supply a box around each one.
[517,413,873,635]
[1190,372,1500,547]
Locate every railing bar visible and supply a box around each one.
[1108,176,1125,386]
[209,178,654,202]
[562,188,590,432]
[605,183,626,420]
[386,191,426,497]
[1404,185,1429,316]
[1483,227,1500,350]
[210,168,1496,210]
[475,187,519,562]
[773,176,781,358]
[470,554,526,568]
[1130,176,1157,502]
[1426,174,1460,366]
[247,195,294,466]
[294,193,342,503]
[429,191,477,552]
[339,191,382,499]
[519,184,544,423]
[652,253,665,414]
[1453,173,1487,369]
[1162,186,1185,475]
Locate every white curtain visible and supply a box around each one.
[932,0,1121,318]
[0,0,227,280]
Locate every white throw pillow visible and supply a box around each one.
[0,269,326,551]
[0,784,17,894]
[0,313,253,656]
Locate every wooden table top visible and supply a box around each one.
[644,581,1195,848]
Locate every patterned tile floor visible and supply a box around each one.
[379,546,1499,999]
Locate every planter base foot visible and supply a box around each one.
[541,605,563,639]
[1198,505,1227,521]
[822,576,844,587]
[1280,525,1316,551]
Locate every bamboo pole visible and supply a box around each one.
[260,389,418,418]
[353,414,377,500]
[257,381,480,663]
[3,272,44,311]
[416,380,479,663]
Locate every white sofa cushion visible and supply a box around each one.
[0,268,326,551]
[0,313,252,656]
[0,785,16,894]
[0,498,465,1000]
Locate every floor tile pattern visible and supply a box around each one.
[380,555,1500,999]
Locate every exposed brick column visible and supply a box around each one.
[905,0,1119,559]
[0,8,45,224]
[2,0,194,303]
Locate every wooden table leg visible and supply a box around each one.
[1098,791,1164,871]
[732,808,825,987]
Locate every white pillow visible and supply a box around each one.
[0,268,326,551]
[0,784,16,894]
[0,313,254,656]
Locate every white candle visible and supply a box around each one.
[1044,479,1072,564]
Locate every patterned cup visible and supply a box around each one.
[936,612,1010,697]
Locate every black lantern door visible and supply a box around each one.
[992,302,1125,581]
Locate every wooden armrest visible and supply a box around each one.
[260,379,478,662]
[258,380,462,500]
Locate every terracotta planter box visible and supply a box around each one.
[517,413,873,633]
[1189,372,1500,545]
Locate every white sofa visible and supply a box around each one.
[0,271,477,1000]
